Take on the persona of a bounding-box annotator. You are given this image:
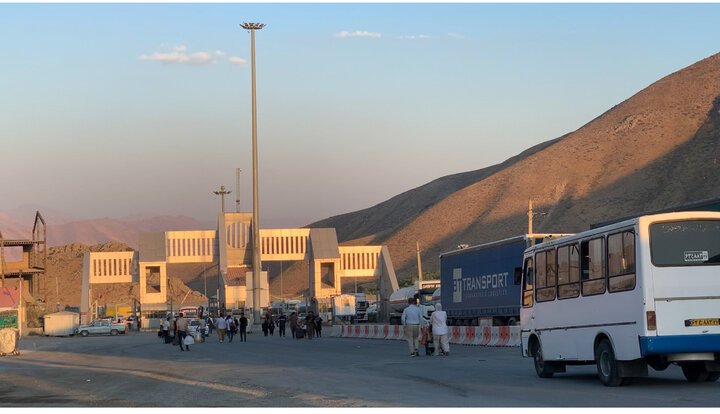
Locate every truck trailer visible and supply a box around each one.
[388,280,441,325]
[439,234,569,326]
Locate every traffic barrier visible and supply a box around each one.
[332,323,520,347]
[372,325,387,339]
[386,325,403,340]
[449,326,463,344]
[496,326,510,346]
[462,326,476,345]
[488,327,500,346]
[509,326,521,346]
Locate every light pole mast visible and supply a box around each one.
[241,22,265,327]
[213,185,231,213]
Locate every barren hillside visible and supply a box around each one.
[267,52,720,295]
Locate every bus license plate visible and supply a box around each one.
[685,318,720,327]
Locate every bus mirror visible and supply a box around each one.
[514,267,522,285]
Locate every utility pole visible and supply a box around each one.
[213,185,231,213]
[235,168,242,213]
[416,241,423,282]
[528,200,533,234]
[241,21,265,327]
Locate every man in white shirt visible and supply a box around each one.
[401,297,425,357]
[430,303,450,356]
[216,313,227,342]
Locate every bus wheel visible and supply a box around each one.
[531,340,554,378]
[596,339,622,386]
[681,362,709,382]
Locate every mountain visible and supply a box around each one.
[0,212,215,250]
[275,52,720,292]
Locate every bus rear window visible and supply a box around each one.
[650,220,720,266]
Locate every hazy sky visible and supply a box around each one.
[2,3,720,228]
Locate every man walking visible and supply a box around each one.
[162,316,170,343]
[216,313,227,343]
[430,303,450,356]
[289,312,299,339]
[277,311,287,337]
[239,313,248,342]
[176,312,190,351]
[402,297,425,357]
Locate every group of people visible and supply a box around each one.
[207,313,249,343]
[158,312,250,349]
[262,311,324,340]
[401,297,450,357]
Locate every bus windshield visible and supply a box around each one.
[650,219,720,266]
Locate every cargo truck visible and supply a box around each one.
[388,280,441,325]
[439,234,570,326]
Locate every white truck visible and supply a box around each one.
[77,319,127,336]
[388,280,441,325]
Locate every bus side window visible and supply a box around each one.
[558,244,580,299]
[522,257,534,307]
[608,231,636,292]
[581,237,606,296]
[536,250,556,302]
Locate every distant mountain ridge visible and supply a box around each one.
[0,211,214,249]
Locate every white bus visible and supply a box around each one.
[520,211,720,386]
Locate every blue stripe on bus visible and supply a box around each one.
[639,334,720,355]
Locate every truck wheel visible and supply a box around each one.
[705,372,720,382]
[681,361,709,382]
[595,339,622,386]
[80,331,89,337]
[507,317,518,326]
[110,329,119,336]
[531,339,554,378]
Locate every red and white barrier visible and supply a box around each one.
[331,324,520,347]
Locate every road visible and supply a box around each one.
[0,329,718,407]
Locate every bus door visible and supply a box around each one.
[649,219,720,337]
[520,255,536,349]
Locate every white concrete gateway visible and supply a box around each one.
[81,212,398,325]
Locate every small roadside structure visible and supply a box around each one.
[43,311,79,336]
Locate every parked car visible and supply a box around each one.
[77,320,126,337]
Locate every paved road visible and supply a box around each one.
[0,330,718,407]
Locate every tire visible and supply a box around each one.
[80,330,89,337]
[705,372,720,382]
[531,339,555,378]
[596,339,623,386]
[681,361,709,382]
[507,317,518,326]
[110,329,119,336]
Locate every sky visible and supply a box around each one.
[2,2,720,228]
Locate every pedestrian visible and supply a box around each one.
[277,311,287,337]
[402,297,425,357]
[216,313,227,343]
[289,312,299,339]
[314,314,323,338]
[207,315,214,335]
[267,313,275,336]
[305,311,316,340]
[298,319,306,339]
[227,315,236,342]
[239,313,248,342]
[262,315,269,336]
[176,312,190,351]
[199,318,207,342]
[430,303,450,356]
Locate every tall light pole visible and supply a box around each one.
[241,21,265,327]
[213,185,231,213]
